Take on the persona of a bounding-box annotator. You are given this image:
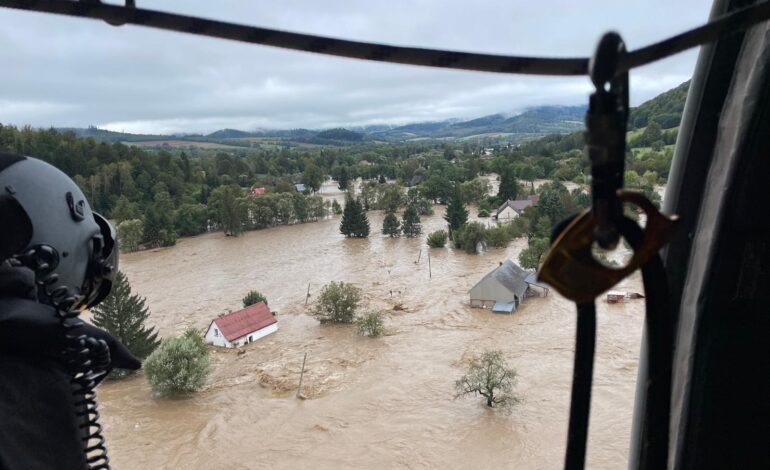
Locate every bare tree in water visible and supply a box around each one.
[455,350,519,412]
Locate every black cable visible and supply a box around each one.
[17,244,112,470]
[1,0,770,75]
[564,302,596,470]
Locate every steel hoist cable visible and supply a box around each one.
[1,0,770,75]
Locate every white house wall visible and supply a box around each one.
[496,206,519,220]
[204,323,232,348]
[205,322,278,348]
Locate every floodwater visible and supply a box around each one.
[100,207,644,469]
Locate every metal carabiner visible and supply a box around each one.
[585,32,629,250]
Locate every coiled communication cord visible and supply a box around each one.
[18,241,112,470]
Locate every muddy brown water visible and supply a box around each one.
[100,207,644,469]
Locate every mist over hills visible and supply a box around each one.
[54,81,689,147]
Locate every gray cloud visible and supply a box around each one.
[0,1,710,134]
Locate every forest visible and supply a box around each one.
[0,80,686,252]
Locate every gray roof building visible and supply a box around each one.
[469,260,531,312]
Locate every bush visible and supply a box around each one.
[117,219,143,253]
[313,281,361,324]
[427,229,448,248]
[453,222,487,254]
[144,329,210,396]
[356,311,384,337]
[478,209,491,218]
[485,225,512,248]
[243,290,267,307]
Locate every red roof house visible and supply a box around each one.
[249,187,266,196]
[204,301,278,348]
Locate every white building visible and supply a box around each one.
[204,301,278,348]
[492,195,540,221]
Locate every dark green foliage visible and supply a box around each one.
[382,211,401,237]
[453,222,487,254]
[337,166,350,191]
[340,196,370,237]
[210,185,246,236]
[316,128,364,141]
[301,161,324,193]
[400,205,422,238]
[143,190,177,248]
[478,209,490,218]
[497,166,519,202]
[406,188,434,215]
[144,329,210,396]
[175,203,209,237]
[313,281,361,324]
[91,271,160,378]
[356,311,384,337]
[117,219,143,253]
[444,190,468,239]
[331,199,343,215]
[243,290,267,307]
[111,195,142,223]
[519,237,550,269]
[628,80,689,129]
[427,229,448,248]
[455,350,519,411]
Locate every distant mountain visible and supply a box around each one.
[369,105,585,141]
[206,128,255,139]
[316,128,364,141]
[57,126,167,142]
[629,80,690,129]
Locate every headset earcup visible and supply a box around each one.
[0,194,33,260]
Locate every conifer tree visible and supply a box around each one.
[401,205,422,237]
[340,196,370,237]
[382,210,401,237]
[91,271,160,374]
[497,165,519,202]
[444,190,469,239]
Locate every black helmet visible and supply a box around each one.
[0,153,117,309]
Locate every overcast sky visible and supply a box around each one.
[0,1,712,134]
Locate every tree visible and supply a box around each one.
[117,219,143,253]
[356,311,384,337]
[426,229,448,248]
[382,210,401,237]
[497,166,519,202]
[444,190,468,239]
[340,196,370,237]
[301,161,324,193]
[337,165,350,191]
[210,185,246,236]
[519,237,550,269]
[453,222,487,254]
[91,271,160,378]
[313,281,361,324]
[143,190,177,248]
[455,350,519,411]
[144,329,210,396]
[111,195,142,223]
[175,203,208,237]
[243,290,267,307]
[400,205,422,237]
[331,199,343,215]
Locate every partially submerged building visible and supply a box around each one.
[204,301,278,348]
[492,195,539,221]
[469,260,530,313]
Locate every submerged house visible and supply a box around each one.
[492,195,539,221]
[204,301,278,348]
[469,260,530,313]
